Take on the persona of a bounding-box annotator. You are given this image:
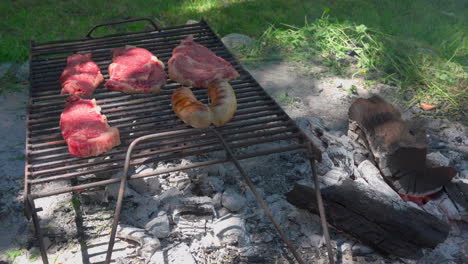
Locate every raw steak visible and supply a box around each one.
[105,46,167,93]
[168,35,239,88]
[59,53,104,97]
[60,95,121,157]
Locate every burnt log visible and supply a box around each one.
[348,96,456,196]
[286,177,450,259]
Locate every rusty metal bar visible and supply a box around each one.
[30,143,305,200]
[29,116,290,162]
[25,19,330,264]
[209,128,306,264]
[306,143,335,264]
[27,197,49,264]
[105,129,212,263]
[28,131,300,185]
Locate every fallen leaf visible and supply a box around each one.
[420,103,436,111]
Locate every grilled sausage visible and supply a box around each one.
[208,80,237,126]
[171,87,212,128]
[171,80,237,128]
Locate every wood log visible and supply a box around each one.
[286,178,450,259]
[348,96,456,196]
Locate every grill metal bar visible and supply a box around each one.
[25,18,333,264]
[28,121,293,171]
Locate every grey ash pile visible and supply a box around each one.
[24,113,467,264]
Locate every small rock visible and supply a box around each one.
[213,214,247,246]
[185,19,199,25]
[0,62,12,79]
[352,243,374,256]
[426,152,450,167]
[145,211,170,238]
[222,188,246,212]
[221,33,256,55]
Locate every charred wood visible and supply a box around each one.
[286,180,450,259]
[348,96,456,196]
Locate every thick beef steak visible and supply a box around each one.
[60,95,121,157]
[59,53,104,97]
[105,46,166,93]
[168,36,239,88]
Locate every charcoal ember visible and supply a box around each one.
[213,214,248,246]
[326,146,355,176]
[221,188,246,212]
[316,152,333,175]
[445,179,468,222]
[321,169,348,187]
[129,167,161,195]
[175,214,210,238]
[357,160,400,200]
[168,171,191,191]
[212,192,223,208]
[145,211,170,238]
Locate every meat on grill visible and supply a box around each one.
[59,53,104,97]
[60,95,121,157]
[105,46,167,93]
[168,35,239,88]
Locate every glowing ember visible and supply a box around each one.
[398,191,442,206]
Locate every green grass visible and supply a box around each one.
[0,0,466,118]
[4,249,22,262]
[245,12,466,118]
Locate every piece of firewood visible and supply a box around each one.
[286,179,450,259]
[348,96,456,196]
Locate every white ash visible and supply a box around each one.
[221,188,247,212]
[145,211,170,238]
[117,224,160,261]
[427,151,451,167]
[14,114,467,264]
[213,214,248,246]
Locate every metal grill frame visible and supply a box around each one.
[24,18,333,264]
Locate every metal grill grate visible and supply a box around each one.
[24,19,333,264]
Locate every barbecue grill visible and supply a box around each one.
[24,18,333,264]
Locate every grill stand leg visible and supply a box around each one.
[306,143,335,264]
[27,196,49,264]
[105,131,193,264]
[210,129,307,264]
[104,129,334,264]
